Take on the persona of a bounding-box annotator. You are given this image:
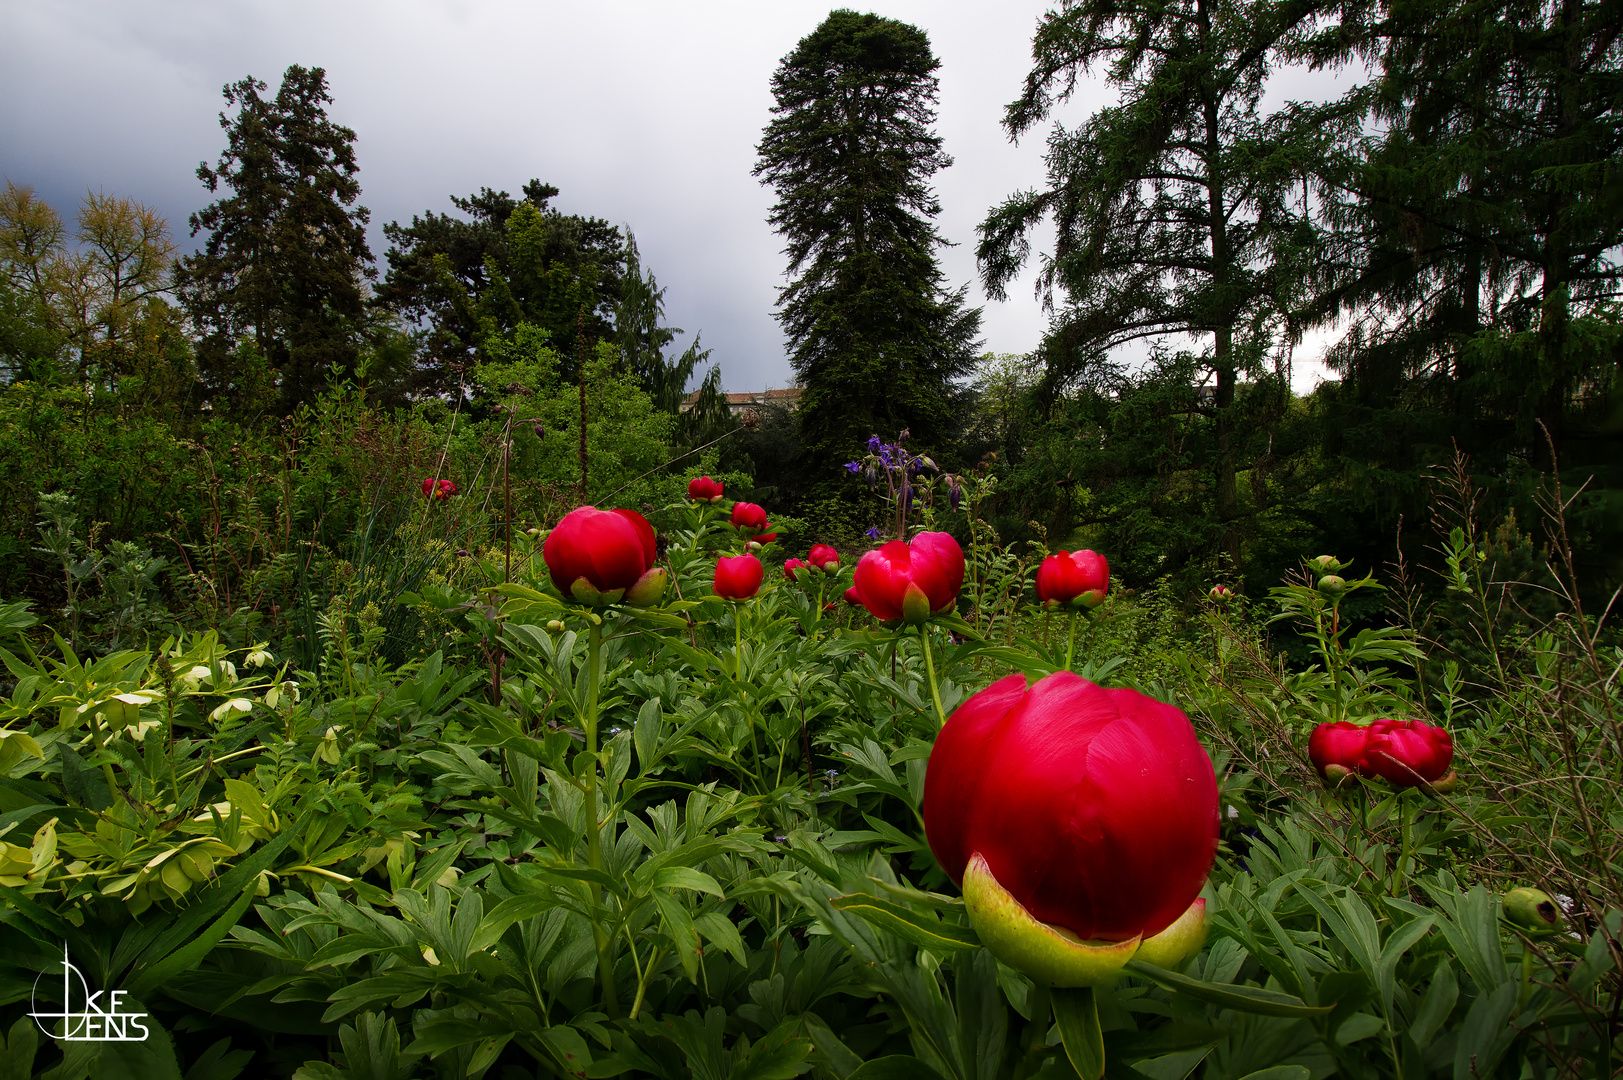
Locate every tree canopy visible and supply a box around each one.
[378,180,625,396]
[175,64,375,414]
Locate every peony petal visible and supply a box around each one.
[923,672,1029,883]
[910,532,965,612]
[852,542,912,621]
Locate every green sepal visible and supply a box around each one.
[569,578,625,607]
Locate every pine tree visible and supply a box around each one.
[175,65,374,413]
[755,10,981,469]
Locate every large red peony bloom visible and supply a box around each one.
[1036,549,1109,610]
[542,506,665,607]
[714,554,764,600]
[850,532,964,625]
[924,672,1218,946]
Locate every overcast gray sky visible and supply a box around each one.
[2,1,1337,393]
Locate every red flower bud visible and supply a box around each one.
[714,554,764,600]
[1210,584,1234,602]
[808,543,840,573]
[730,501,770,534]
[783,557,809,582]
[437,479,457,500]
[925,673,1218,984]
[688,475,724,503]
[842,585,863,606]
[1365,719,1453,787]
[542,506,663,606]
[851,532,964,625]
[1036,549,1109,610]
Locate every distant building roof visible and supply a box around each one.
[681,386,803,413]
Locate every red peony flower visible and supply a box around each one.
[1308,721,1374,781]
[1036,549,1109,610]
[687,475,725,503]
[1365,719,1453,786]
[542,506,666,607]
[783,557,809,582]
[924,672,1218,985]
[850,532,964,625]
[843,586,863,606]
[714,554,764,600]
[730,502,770,534]
[1308,718,1454,788]
[808,543,840,573]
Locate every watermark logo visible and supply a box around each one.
[28,945,149,1042]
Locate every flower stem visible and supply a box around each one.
[1064,609,1080,671]
[583,620,619,1013]
[919,624,948,730]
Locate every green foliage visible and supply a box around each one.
[0,464,1614,1077]
[377,180,625,397]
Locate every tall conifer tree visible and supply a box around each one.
[176,65,374,413]
[755,9,981,469]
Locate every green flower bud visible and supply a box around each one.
[1503,887,1563,933]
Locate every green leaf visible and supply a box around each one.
[57,743,111,810]
[1452,982,1517,1080]
[731,1019,815,1080]
[1334,1013,1385,1045]
[653,890,702,983]
[693,911,747,966]
[1129,1046,1213,1080]
[1409,956,1457,1049]
[828,892,980,952]
[0,1015,39,1080]
[847,1058,949,1080]
[1052,986,1105,1080]
[1124,960,1333,1018]
[651,865,724,897]
[1233,1069,1310,1080]
[471,894,560,953]
[634,697,664,774]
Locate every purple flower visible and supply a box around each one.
[845,461,861,474]
[867,435,883,453]
[865,526,881,540]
